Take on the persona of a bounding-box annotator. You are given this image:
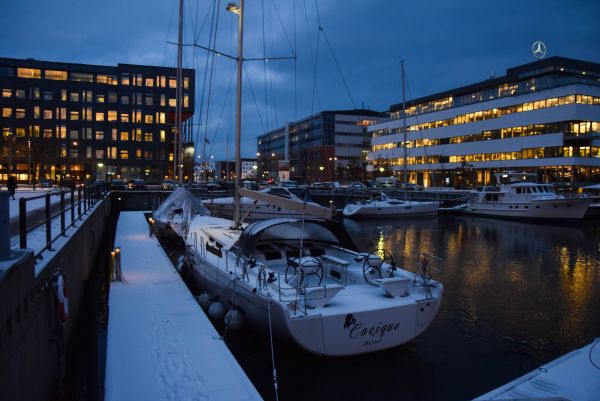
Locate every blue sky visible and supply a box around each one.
[1,0,599,160]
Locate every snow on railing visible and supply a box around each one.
[17,184,106,257]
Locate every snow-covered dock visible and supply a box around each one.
[475,338,600,401]
[104,211,262,401]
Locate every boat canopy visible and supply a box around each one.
[154,188,209,225]
[238,218,359,256]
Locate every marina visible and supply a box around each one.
[217,214,600,401]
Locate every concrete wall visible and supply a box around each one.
[0,196,112,401]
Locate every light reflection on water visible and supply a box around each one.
[230,216,600,401]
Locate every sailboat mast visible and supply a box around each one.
[232,0,244,229]
[176,0,184,184]
[401,60,407,193]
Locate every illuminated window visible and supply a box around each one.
[160,130,166,142]
[144,150,153,159]
[15,89,25,98]
[83,90,92,102]
[43,109,53,119]
[43,128,53,138]
[17,68,41,79]
[60,89,67,101]
[95,131,104,140]
[133,74,143,86]
[135,129,142,141]
[136,149,142,159]
[45,70,67,80]
[144,132,153,142]
[120,131,129,141]
[2,108,12,117]
[96,75,108,84]
[95,112,105,121]
[2,89,11,97]
[59,144,67,158]
[56,125,66,139]
[120,113,129,122]
[160,94,166,106]
[32,125,40,137]
[121,73,130,85]
[111,129,117,140]
[183,76,189,89]
[70,111,79,120]
[86,146,92,158]
[183,94,189,108]
[159,76,166,87]
[107,111,117,121]
[96,94,105,103]
[144,115,153,124]
[16,127,25,137]
[16,109,25,118]
[169,98,176,107]
[168,77,176,88]
[120,149,129,159]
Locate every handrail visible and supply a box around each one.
[17,184,107,258]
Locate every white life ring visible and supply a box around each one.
[53,272,69,323]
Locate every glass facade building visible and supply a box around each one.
[0,57,194,184]
[369,56,600,188]
[257,110,387,184]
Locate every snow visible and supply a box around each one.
[8,188,72,221]
[104,211,262,401]
[8,197,98,277]
[475,338,600,401]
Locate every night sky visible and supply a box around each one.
[2,0,599,160]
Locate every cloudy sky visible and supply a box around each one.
[1,0,599,160]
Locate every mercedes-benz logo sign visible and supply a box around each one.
[532,41,547,59]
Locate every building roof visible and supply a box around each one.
[389,56,600,113]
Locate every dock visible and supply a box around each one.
[104,211,262,401]
[475,338,600,400]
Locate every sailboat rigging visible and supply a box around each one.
[154,1,444,357]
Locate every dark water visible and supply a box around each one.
[223,215,600,401]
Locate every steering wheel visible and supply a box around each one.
[362,249,396,286]
[285,256,324,287]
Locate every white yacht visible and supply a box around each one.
[466,172,591,220]
[160,191,443,356]
[343,192,439,217]
[204,186,324,220]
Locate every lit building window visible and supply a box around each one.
[160,130,166,142]
[96,94,105,103]
[107,111,117,121]
[168,77,176,88]
[145,78,154,87]
[120,149,129,159]
[120,131,129,141]
[2,89,11,97]
[71,72,93,82]
[43,109,53,119]
[144,132,153,142]
[2,107,12,117]
[45,70,67,80]
[95,131,104,140]
[17,68,41,79]
[95,112,105,121]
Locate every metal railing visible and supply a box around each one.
[18,184,105,257]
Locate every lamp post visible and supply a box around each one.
[28,139,31,185]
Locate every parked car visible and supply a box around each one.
[348,182,367,191]
[128,179,146,190]
[39,179,54,188]
[280,179,299,188]
[161,180,175,190]
[109,179,126,190]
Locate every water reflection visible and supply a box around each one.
[229,216,600,401]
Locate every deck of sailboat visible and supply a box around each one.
[185,214,438,318]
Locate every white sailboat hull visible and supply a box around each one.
[343,200,439,217]
[182,214,443,356]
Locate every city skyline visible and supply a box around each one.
[1,0,600,160]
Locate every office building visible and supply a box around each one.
[369,56,600,187]
[0,57,195,184]
[257,109,387,184]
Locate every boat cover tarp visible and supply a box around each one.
[238,218,359,256]
[154,188,209,227]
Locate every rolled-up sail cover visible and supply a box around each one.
[154,188,209,226]
[238,218,359,257]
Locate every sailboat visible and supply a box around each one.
[343,61,439,218]
[156,1,443,356]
